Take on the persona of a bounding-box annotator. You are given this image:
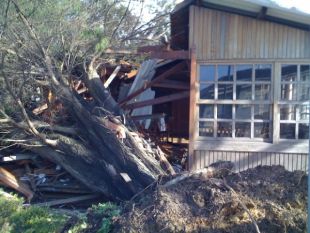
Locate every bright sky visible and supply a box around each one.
[131,0,310,24]
[273,0,310,13]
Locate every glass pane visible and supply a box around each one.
[255,84,270,100]
[281,83,297,101]
[300,65,310,82]
[199,121,214,137]
[218,65,234,82]
[200,65,215,81]
[200,84,215,99]
[235,122,251,138]
[236,84,252,100]
[299,104,310,121]
[199,104,213,119]
[254,123,269,139]
[254,105,270,120]
[236,65,252,81]
[298,124,309,139]
[280,105,296,120]
[299,83,310,101]
[217,104,232,119]
[280,123,295,139]
[255,64,271,81]
[217,122,232,137]
[281,65,297,82]
[236,104,251,119]
[218,84,233,99]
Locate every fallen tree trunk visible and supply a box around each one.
[0,1,174,201]
[1,75,171,201]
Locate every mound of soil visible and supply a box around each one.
[114,165,307,233]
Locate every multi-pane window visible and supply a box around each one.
[198,64,272,140]
[198,63,310,141]
[279,65,310,139]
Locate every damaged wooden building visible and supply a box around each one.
[168,0,310,171]
[132,0,310,172]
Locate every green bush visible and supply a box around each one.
[0,193,67,233]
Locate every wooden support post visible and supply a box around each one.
[189,46,197,171]
[119,61,187,106]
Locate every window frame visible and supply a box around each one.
[196,60,310,144]
[276,62,310,141]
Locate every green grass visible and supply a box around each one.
[0,191,120,233]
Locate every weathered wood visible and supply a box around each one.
[151,80,189,90]
[105,48,190,59]
[36,194,100,207]
[104,65,121,88]
[124,91,189,110]
[131,113,166,121]
[189,6,310,60]
[162,161,234,188]
[188,46,197,171]
[0,167,34,201]
[119,61,187,106]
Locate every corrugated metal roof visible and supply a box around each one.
[173,0,310,30]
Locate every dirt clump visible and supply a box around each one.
[114,165,307,233]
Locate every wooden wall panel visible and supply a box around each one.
[189,6,310,60]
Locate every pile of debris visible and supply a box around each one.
[114,165,307,233]
[0,56,189,205]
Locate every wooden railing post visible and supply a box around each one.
[188,45,197,171]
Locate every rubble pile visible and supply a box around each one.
[0,58,185,205]
[114,165,307,233]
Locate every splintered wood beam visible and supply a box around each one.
[35,194,100,207]
[131,113,166,121]
[104,65,121,88]
[119,61,187,106]
[0,167,33,201]
[124,91,189,110]
[151,80,189,90]
[105,48,190,60]
[126,69,138,79]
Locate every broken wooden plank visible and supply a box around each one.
[1,153,36,162]
[0,167,34,201]
[32,103,48,115]
[105,48,190,59]
[151,80,189,90]
[146,50,190,60]
[124,91,189,109]
[77,86,87,94]
[126,69,138,79]
[131,113,166,121]
[104,65,121,88]
[119,61,187,106]
[35,194,100,207]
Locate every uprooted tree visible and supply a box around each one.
[0,0,175,201]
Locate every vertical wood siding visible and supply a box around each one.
[193,150,308,172]
[189,6,310,60]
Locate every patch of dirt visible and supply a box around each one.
[114,165,307,233]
